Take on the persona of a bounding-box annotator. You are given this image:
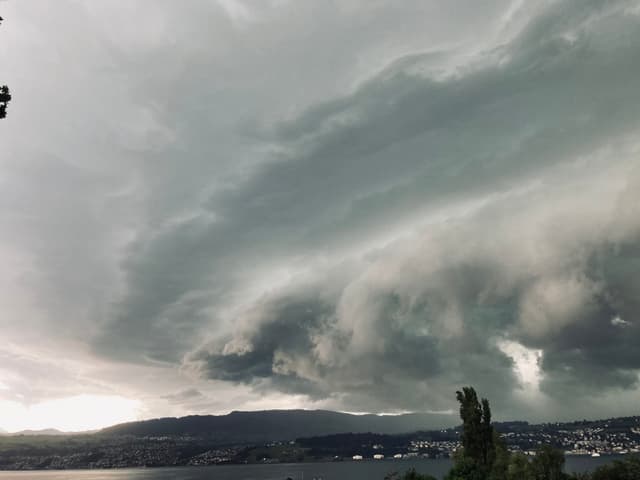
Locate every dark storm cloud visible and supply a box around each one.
[101,0,640,363]
[4,0,640,422]
[188,161,640,414]
[535,238,640,394]
[94,0,640,415]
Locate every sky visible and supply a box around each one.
[1,0,640,432]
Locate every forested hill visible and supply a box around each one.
[100,409,455,442]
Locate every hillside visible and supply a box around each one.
[1,429,70,436]
[99,409,455,443]
[1,414,639,470]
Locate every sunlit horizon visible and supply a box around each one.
[0,395,142,433]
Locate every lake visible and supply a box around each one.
[0,457,620,480]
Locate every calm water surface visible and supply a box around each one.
[0,457,620,480]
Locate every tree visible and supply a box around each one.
[385,468,437,480]
[507,452,533,480]
[587,455,640,480]
[0,85,11,119]
[445,387,572,480]
[1,16,12,119]
[455,386,496,470]
[444,387,498,480]
[530,445,566,480]
[481,397,496,467]
[445,453,488,480]
[488,431,510,480]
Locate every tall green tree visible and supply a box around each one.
[455,386,495,469]
[488,431,510,480]
[444,387,573,480]
[445,387,498,480]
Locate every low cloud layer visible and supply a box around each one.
[2,0,640,427]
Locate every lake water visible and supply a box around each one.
[0,457,620,480]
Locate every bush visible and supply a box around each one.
[385,467,438,480]
[586,455,640,480]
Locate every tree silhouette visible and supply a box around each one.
[1,15,12,119]
[446,387,577,480]
[455,386,495,469]
[385,468,437,480]
[0,85,11,119]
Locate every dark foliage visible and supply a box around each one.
[583,456,640,480]
[385,468,438,480]
[1,16,11,119]
[445,387,577,480]
[530,445,566,480]
[448,386,496,478]
[0,85,11,119]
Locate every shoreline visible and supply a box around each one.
[0,454,627,472]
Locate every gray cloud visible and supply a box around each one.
[161,388,204,405]
[2,0,640,424]
[188,158,640,416]
[103,0,640,417]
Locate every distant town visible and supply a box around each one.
[1,414,639,470]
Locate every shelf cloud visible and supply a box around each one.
[2,0,640,427]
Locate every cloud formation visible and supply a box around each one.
[2,0,640,426]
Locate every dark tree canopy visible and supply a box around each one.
[440,386,640,480]
[1,16,11,119]
[530,445,565,480]
[0,85,11,119]
[385,468,437,480]
[455,386,496,469]
[588,456,640,480]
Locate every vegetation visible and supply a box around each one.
[385,468,437,480]
[0,85,10,119]
[566,456,640,480]
[436,386,640,480]
[0,15,11,119]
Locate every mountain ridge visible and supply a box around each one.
[0,428,79,436]
[99,409,456,442]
